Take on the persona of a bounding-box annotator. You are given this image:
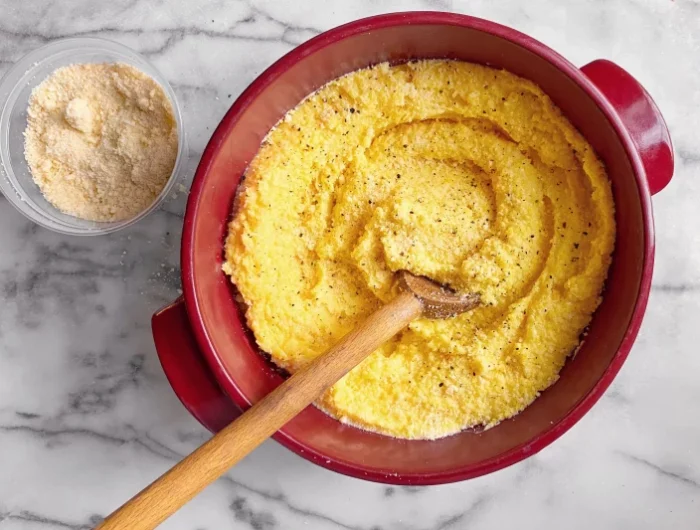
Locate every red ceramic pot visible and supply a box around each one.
[152,12,674,484]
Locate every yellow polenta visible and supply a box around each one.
[223,60,615,440]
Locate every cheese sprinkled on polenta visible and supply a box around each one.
[223,60,615,440]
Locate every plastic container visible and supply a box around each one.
[0,37,187,235]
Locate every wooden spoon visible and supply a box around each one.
[97,271,479,530]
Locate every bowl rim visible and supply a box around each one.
[182,11,654,484]
[0,36,187,236]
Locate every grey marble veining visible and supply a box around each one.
[0,0,699,528]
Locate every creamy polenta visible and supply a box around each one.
[223,60,615,440]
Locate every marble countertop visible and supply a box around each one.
[1,0,699,528]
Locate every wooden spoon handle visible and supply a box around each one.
[96,291,423,530]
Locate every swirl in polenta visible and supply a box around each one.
[223,60,615,440]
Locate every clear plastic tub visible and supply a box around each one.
[0,37,187,235]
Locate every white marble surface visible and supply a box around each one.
[0,0,699,528]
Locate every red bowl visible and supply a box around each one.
[152,12,674,484]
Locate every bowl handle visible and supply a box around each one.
[581,59,674,195]
[152,297,240,432]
